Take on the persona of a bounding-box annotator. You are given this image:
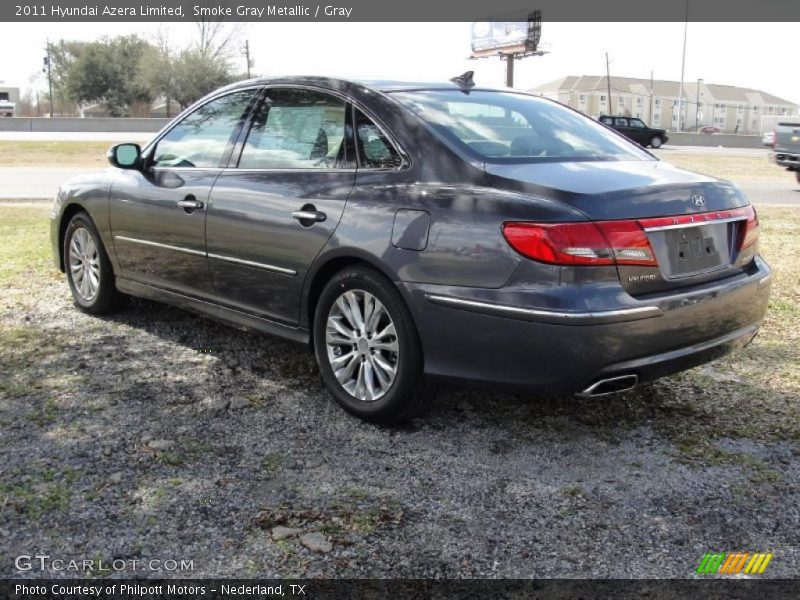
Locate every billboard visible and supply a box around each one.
[471,21,530,55]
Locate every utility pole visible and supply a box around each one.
[695,78,703,130]
[649,70,654,123]
[43,39,54,117]
[676,0,689,132]
[605,52,612,114]
[244,40,251,78]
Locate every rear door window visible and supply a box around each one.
[238,88,346,169]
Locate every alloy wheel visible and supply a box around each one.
[68,227,101,302]
[325,289,399,402]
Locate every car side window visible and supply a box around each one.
[614,118,629,127]
[151,89,258,168]
[629,119,646,129]
[355,109,402,169]
[238,88,346,169]
[599,116,613,125]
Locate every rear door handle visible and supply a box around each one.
[291,210,326,223]
[178,197,204,212]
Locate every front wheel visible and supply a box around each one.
[64,212,126,314]
[649,135,663,149]
[313,266,433,423]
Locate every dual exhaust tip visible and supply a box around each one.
[578,374,638,398]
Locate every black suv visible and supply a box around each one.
[599,115,668,148]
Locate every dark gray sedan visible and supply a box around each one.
[50,76,771,423]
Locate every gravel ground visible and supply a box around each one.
[1,207,799,579]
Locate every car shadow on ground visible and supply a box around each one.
[93,295,765,440]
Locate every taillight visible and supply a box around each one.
[502,220,656,267]
[738,205,759,250]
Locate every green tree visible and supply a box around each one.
[47,35,154,117]
[169,49,234,109]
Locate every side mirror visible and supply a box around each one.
[108,143,141,169]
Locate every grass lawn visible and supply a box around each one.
[658,152,786,181]
[1,203,799,579]
[0,141,113,168]
[0,205,56,286]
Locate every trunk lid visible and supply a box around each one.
[487,159,755,295]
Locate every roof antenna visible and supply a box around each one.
[450,71,475,88]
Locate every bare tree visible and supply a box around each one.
[194,15,244,64]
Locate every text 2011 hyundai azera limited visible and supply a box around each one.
[50,75,772,423]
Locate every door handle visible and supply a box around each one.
[292,210,326,223]
[178,196,204,212]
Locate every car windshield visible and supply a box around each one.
[391,90,652,163]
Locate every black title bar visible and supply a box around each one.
[4,579,800,600]
[3,0,800,22]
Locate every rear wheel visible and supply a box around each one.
[649,135,663,149]
[313,266,433,423]
[64,212,126,314]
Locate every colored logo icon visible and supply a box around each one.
[696,552,773,574]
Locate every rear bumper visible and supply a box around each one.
[400,256,772,394]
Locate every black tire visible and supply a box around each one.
[313,265,434,423]
[63,212,126,315]
[795,170,800,185]
[649,135,663,149]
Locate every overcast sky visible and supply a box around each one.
[0,22,796,105]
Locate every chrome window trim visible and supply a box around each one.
[114,235,206,257]
[424,293,662,325]
[114,235,296,277]
[143,82,411,174]
[642,215,748,232]
[223,167,357,174]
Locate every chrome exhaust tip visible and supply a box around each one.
[578,374,639,398]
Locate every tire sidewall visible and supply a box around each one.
[313,267,423,422]
[650,135,663,148]
[64,213,116,313]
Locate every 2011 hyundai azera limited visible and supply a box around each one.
[50,75,772,423]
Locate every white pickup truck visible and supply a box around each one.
[0,99,15,117]
[771,121,800,183]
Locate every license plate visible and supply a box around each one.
[663,224,727,276]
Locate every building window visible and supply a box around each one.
[636,97,642,106]
[653,114,660,126]
[618,97,625,106]
[579,94,586,101]
[654,98,661,107]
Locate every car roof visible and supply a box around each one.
[227,75,510,94]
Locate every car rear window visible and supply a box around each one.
[391,90,652,163]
